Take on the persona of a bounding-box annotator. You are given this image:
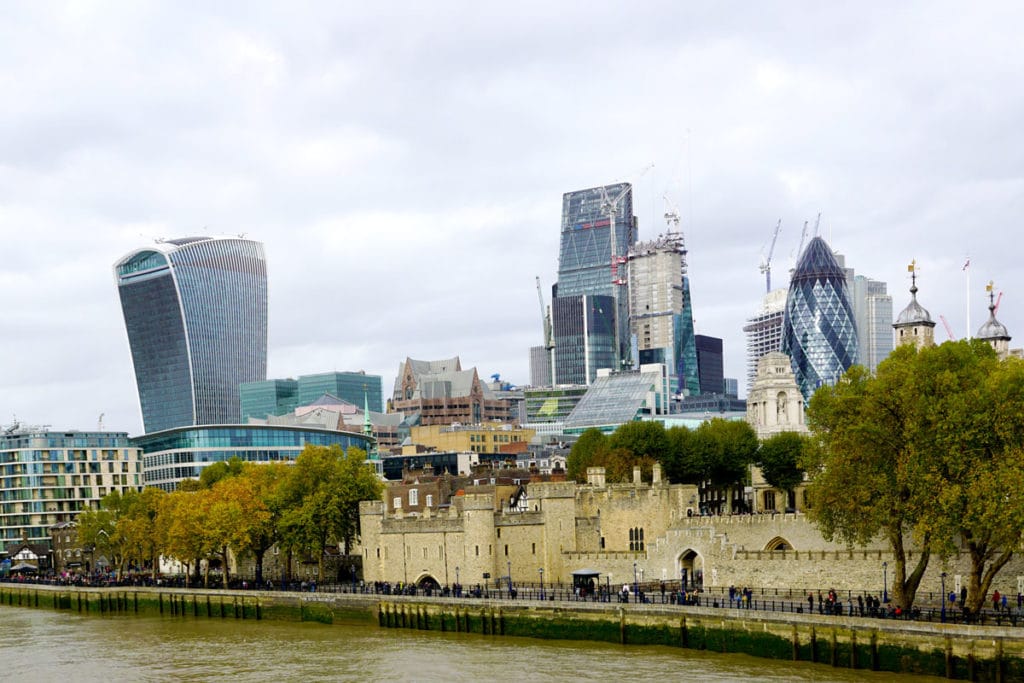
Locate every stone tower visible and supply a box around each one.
[976,283,1012,358]
[745,351,808,439]
[893,261,935,350]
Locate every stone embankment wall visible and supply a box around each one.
[5,583,1024,681]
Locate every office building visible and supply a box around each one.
[695,334,724,396]
[743,288,787,388]
[114,236,267,433]
[390,357,513,425]
[0,427,143,552]
[241,372,384,421]
[528,345,553,387]
[553,183,637,383]
[551,293,617,385]
[133,424,372,491]
[852,275,894,372]
[781,237,858,400]
[628,231,699,397]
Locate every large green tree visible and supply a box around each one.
[608,421,668,463]
[694,419,758,511]
[278,445,383,579]
[806,340,1024,612]
[905,341,1024,613]
[805,352,930,610]
[566,429,609,482]
[756,432,807,507]
[660,426,702,484]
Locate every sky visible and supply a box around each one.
[2,2,1022,436]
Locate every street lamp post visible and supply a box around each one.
[608,573,612,603]
[507,560,512,599]
[883,561,889,604]
[539,568,544,601]
[639,568,645,603]
[941,572,948,623]
[455,566,460,597]
[633,561,639,602]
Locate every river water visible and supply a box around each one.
[1,605,943,682]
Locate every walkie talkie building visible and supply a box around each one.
[114,236,268,433]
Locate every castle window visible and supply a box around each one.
[504,544,509,556]
[409,489,418,506]
[425,494,433,508]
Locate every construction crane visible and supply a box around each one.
[599,166,652,370]
[535,276,553,351]
[663,193,681,229]
[939,315,956,341]
[995,291,1004,315]
[795,220,809,260]
[812,212,821,237]
[759,219,782,293]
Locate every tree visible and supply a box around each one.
[566,429,609,482]
[235,462,291,586]
[756,432,807,507]
[199,456,245,488]
[695,418,758,486]
[904,341,1024,613]
[278,445,383,579]
[157,489,213,586]
[204,475,271,587]
[804,351,930,610]
[661,426,702,484]
[608,421,668,463]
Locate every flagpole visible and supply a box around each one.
[964,256,971,339]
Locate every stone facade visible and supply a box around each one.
[360,466,1024,600]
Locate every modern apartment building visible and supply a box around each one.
[114,236,268,433]
[0,427,143,552]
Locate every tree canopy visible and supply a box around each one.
[805,340,1024,612]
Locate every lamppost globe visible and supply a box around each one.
[882,561,889,604]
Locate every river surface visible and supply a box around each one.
[0,605,944,682]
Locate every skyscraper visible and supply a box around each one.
[552,292,617,385]
[851,274,894,372]
[628,231,699,396]
[781,236,858,400]
[695,334,724,395]
[553,183,637,384]
[743,288,787,388]
[114,236,268,433]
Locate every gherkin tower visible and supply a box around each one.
[781,236,858,400]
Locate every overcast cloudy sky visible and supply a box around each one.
[2,2,1021,435]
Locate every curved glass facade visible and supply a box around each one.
[115,237,268,433]
[781,237,858,400]
[133,425,373,491]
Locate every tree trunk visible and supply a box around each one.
[203,560,209,588]
[889,530,929,610]
[964,541,1014,614]
[221,545,230,588]
[254,547,266,587]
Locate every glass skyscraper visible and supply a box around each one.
[781,236,858,400]
[114,236,268,433]
[553,183,637,383]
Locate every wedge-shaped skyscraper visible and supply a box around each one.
[114,236,268,433]
[781,236,858,400]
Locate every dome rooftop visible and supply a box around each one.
[894,273,934,327]
[977,291,1010,340]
